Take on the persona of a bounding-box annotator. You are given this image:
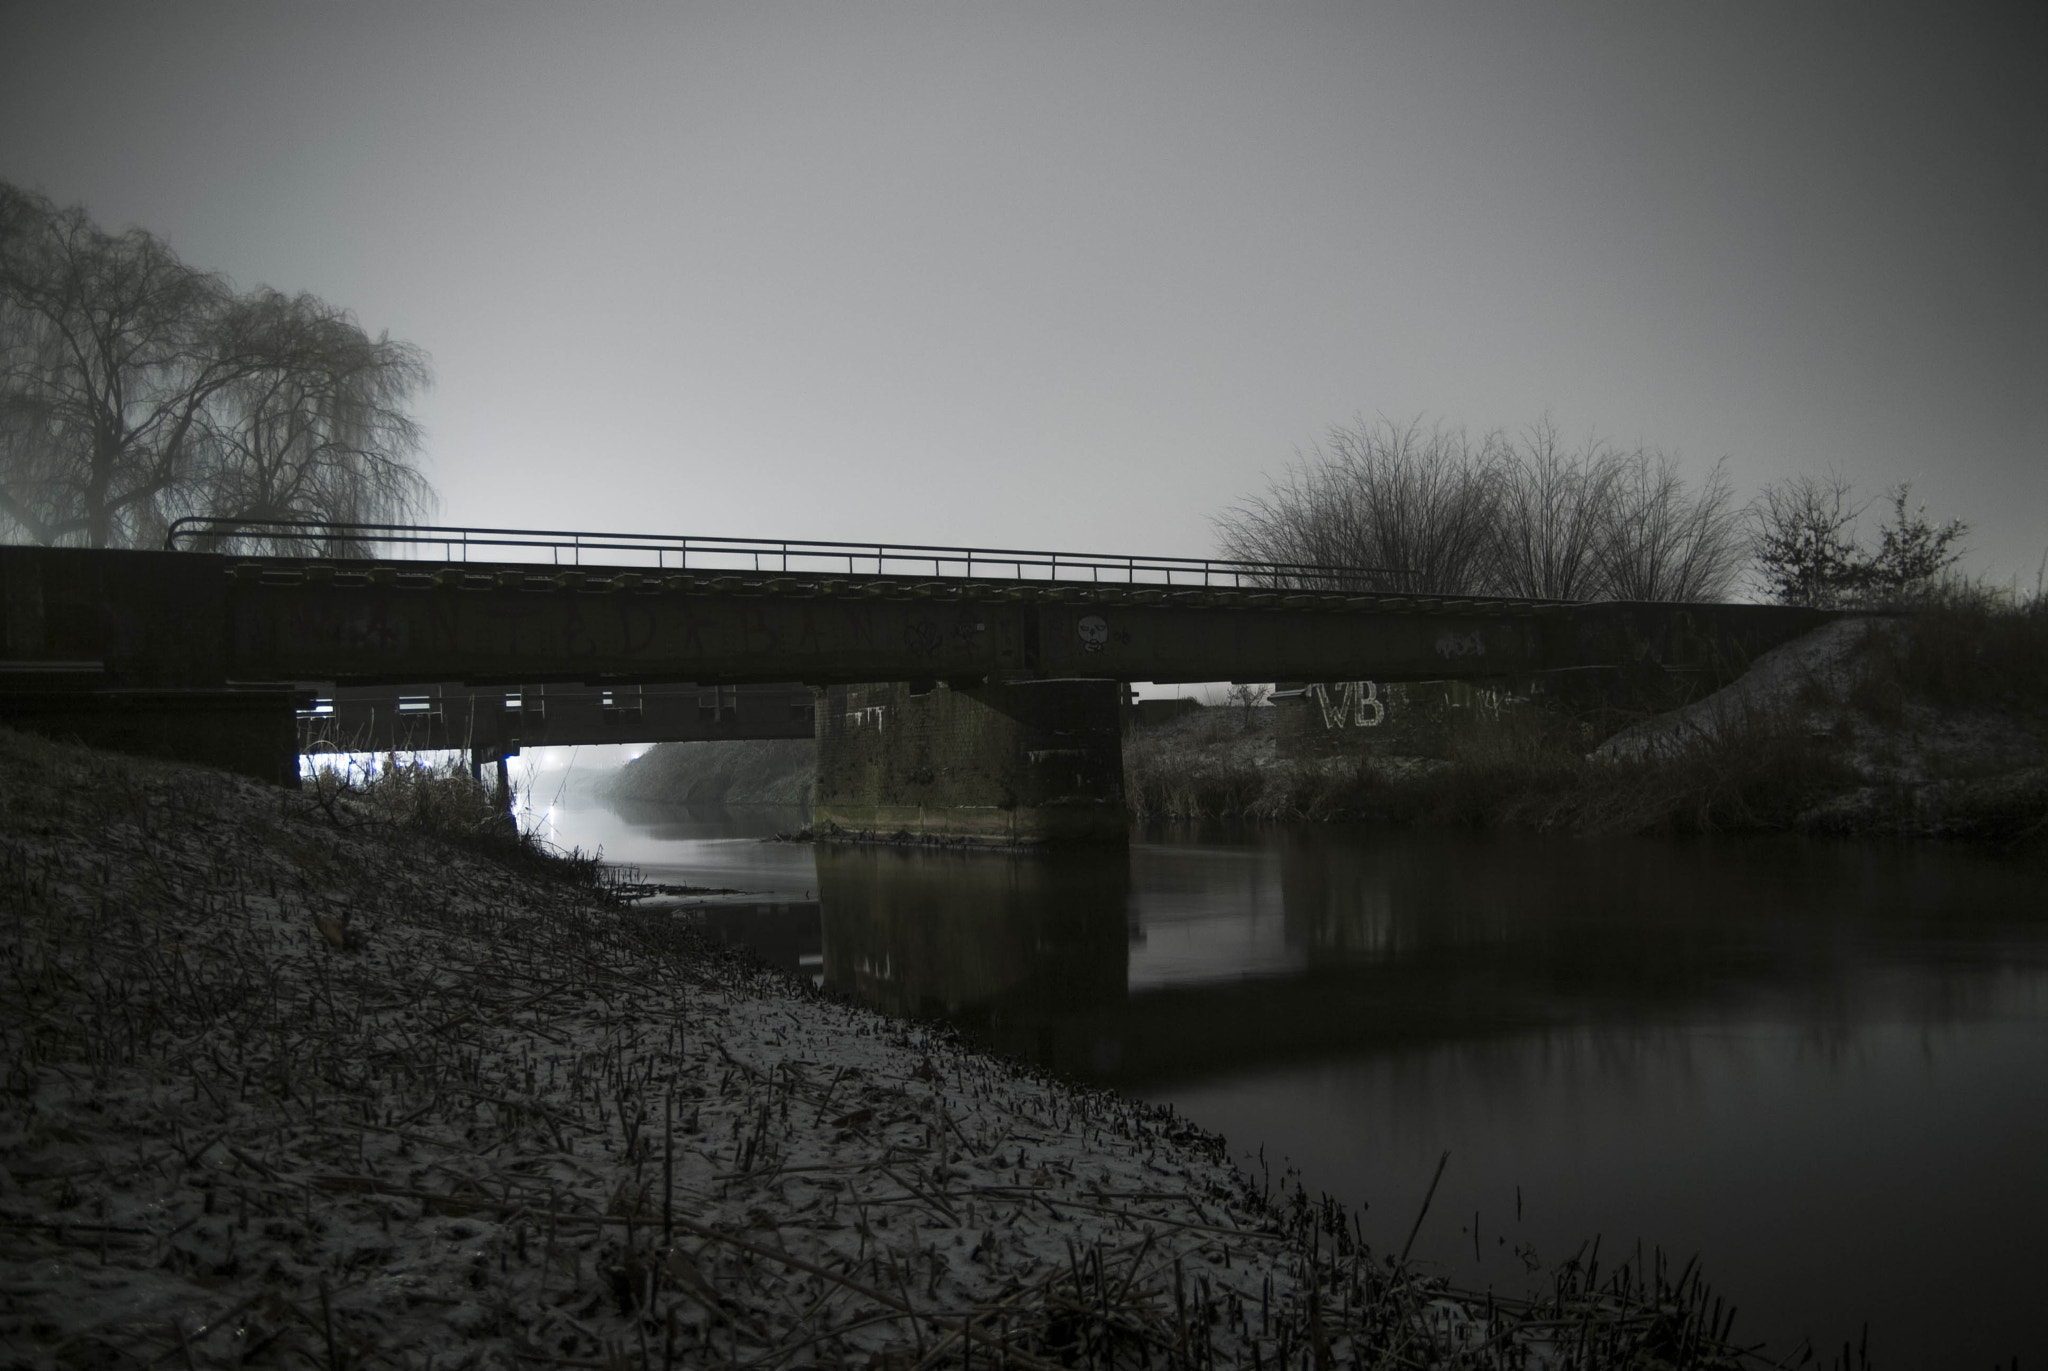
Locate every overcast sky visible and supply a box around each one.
[4,2,2042,584]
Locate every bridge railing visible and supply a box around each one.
[164,518,1414,591]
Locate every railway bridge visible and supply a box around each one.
[1,522,1828,842]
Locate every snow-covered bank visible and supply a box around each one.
[1,728,1760,1368]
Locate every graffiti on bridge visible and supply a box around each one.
[1308,680,1385,730]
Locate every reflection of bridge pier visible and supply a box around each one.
[665,826,1938,1095]
[813,844,1129,1034]
[806,835,1532,1084]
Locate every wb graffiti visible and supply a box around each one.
[1307,680,1385,730]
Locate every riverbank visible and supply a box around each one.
[607,737,816,807]
[1,728,1772,1368]
[1128,606,2048,845]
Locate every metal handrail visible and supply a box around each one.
[163,517,1414,591]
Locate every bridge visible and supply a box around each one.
[297,680,816,765]
[1,520,1829,841]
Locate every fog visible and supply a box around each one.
[3,3,2040,579]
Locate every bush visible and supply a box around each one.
[305,754,603,883]
[1217,414,1745,601]
[1215,417,1502,593]
[1750,474,1968,608]
[1861,596,2048,716]
[1127,696,1863,836]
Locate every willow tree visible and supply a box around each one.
[181,289,432,554]
[0,181,432,550]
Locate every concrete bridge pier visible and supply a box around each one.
[812,679,1127,845]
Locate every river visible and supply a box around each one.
[536,796,2048,1366]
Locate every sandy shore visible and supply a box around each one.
[1,728,1758,1369]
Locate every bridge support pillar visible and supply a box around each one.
[813,680,1126,845]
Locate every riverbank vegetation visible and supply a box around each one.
[304,751,603,884]
[1128,597,2048,846]
[2,726,1786,1368]
[1193,431,2047,843]
[606,737,815,807]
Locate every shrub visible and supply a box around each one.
[1866,597,2048,716]
[305,754,603,883]
[1750,474,1968,608]
[1217,414,1746,601]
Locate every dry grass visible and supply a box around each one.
[1122,711,1280,823]
[1129,707,1859,838]
[1857,595,2048,718]
[0,727,1778,1368]
[1129,604,2048,846]
[303,753,604,885]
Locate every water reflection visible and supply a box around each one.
[545,798,816,896]
[813,846,1129,1066]
[553,797,2048,1364]
[1117,828,2048,1086]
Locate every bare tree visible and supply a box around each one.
[1224,682,1270,730]
[1596,450,1744,601]
[1748,470,1866,606]
[1750,472,1966,607]
[1487,416,1627,600]
[1216,416,1503,593]
[1219,413,1748,604]
[180,290,432,554]
[1864,484,1967,603]
[0,184,240,546]
[0,182,432,550]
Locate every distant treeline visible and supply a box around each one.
[1218,415,1977,607]
[607,739,816,808]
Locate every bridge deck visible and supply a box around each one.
[222,555,1578,687]
[5,542,1830,692]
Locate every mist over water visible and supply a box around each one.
[547,799,2048,1365]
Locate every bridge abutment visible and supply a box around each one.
[0,683,302,787]
[813,679,1126,845]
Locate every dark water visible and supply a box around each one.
[544,798,2048,1366]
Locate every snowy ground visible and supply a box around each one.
[1593,618,1878,762]
[1,727,1755,1368]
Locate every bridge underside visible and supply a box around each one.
[298,682,817,759]
[1,546,1834,835]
